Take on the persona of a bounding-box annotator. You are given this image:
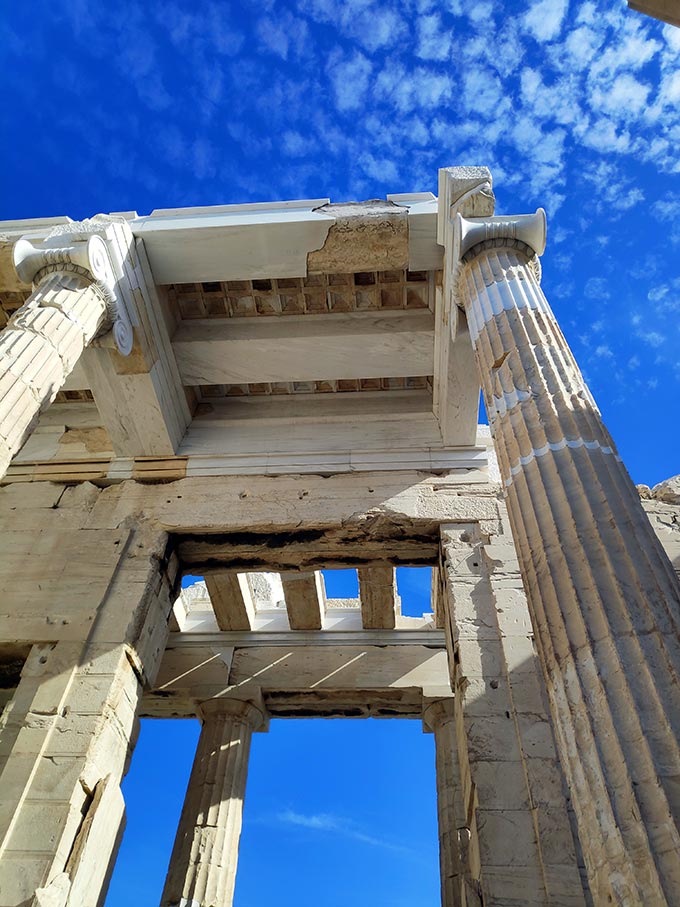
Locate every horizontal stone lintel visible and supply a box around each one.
[166,629,446,647]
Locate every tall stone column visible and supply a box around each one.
[454,210,680,905]
[161,699,265,907]
[423,699,465,907]
[0,235,124,476]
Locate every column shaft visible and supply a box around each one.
[161,699,264,907]
[0,270,108,476]
[458,243,680,906]
[425,701,465,907]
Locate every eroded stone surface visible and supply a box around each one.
[307,201,408,273]
[651,474,680,505]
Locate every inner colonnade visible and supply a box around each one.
[0,167,679,906]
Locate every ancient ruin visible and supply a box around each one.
[0,166,678,906]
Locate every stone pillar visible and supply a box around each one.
[0,482,176,906]
[161,698,265,907]
[0,236,119,477]
[439,520,586,907]
[455,211,680,905]
[423,699,464,907]
[0,642,142,906]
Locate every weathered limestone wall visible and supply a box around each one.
[1,472,678,906]
[0,480,178,907]
[439,505,588,907]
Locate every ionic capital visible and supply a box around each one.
[458,207,546,262]
[12,233,133,355]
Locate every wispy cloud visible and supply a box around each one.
[270,809,412,854]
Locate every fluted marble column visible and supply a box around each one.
[455,214,680,906]
[0,236,119,476]
[423,699,464,907]
[161,699,265,907]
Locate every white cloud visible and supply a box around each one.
[523,0,569,42]
[358,152,399,183]
[300,0,407,51]
[374,61,452,114]
[638,331,665,348]
[584,278,610,301]
[282,131,308,157]
[663,23,680,52]
[467,2,493,24]
[463,68,508,118]
[279,810,340,830]
[564,25,605,65]
[256,12,309,60]
[326,51,372,112]
[416,14,452,61]
[590,73,651,119]
[658,70,680,108]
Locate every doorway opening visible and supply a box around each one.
[236,718,439,907]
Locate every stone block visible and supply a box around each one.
[0,480,64,512]
[475,809,539,867]
[534,805,579,866]
[506,672,547,715]
[471,760,532,811]
[542,864,589,905]
[517,716,559,760]
[4,716,58,758]
[523,756,569,808]
[2,799,73,853]
[455,639,505,678]
[65,776,126,907]
[501,635,539,674]
[0,855,52,905]
[0,753,83,802]
[461,677,514,718]
[481,865,552,905]
[465,715,522,762]
[493,594,535,637]
[42,715,101,758]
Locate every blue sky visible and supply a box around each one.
[2,1,679,901]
